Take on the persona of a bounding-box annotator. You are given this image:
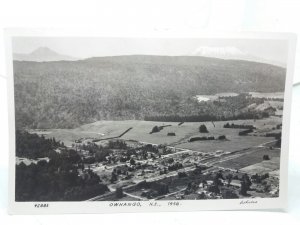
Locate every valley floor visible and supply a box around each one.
[27,116,281,201]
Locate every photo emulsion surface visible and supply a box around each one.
[12,37,288,203]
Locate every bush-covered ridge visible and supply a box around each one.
[14,55,285,129]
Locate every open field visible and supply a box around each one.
[215,148,280,170]
[40,117,281,151]
[240,157,280,175]
[16,157,49,166]
[175,135,273,153]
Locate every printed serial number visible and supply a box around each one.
[34,203,49,208]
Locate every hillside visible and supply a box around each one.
[13,55,286,129]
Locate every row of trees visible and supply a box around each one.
[189,135,226,142]
[224,123,255,129]
[144,111,269,123]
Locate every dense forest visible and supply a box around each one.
[15,130,108,201]
[16,130,64,159]
[13,55,286,129]
[145,93,271,121]
[16,159,108,201]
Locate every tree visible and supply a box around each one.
[264,183,271,192]
[130,158,136,165]
[218,135,226,140]
[115,187,124,198]
[222,189,238,199]
[240,174,252,196]
[198,192,207,199]
[209,174,223,194]
[224,123,230,128]
[193,165,202,175]
[110,171,118,183]
[243,174,252,188]
[199,124,209,133]
[150,126,160,134]
[276,139,281,147]
[178,171,187,178]
[226,174,233,187]
[240,181,248,196]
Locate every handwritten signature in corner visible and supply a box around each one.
[240,200,258,205]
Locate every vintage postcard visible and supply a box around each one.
[5,29,296,214]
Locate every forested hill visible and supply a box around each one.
[13,55,286,129]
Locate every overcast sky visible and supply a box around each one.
[12,37,288,65]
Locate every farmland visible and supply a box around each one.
[215,148,280,170]
[240,157,280,175]
[23,111,283,201]
[40,116,280,153]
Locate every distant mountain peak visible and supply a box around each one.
[13,47,79,62]
[191,46,248,59]
[30,47,56,55]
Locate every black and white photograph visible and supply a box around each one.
[6,32,295,213]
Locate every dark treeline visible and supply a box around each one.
[15,130,109,201]
[16,130,64,159]
[189,136,215,142]
[238,129,254,136]
[266,132,282,139]
[224,123,256,129]
[144,111,269,123]
[253,97,284,102]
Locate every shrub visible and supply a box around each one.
[218,135,226,140]
[199,124,209,133]
[178,171,187,178]
[150,126,160,133]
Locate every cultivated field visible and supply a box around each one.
[215,148,280,170]
[240,157,280,175]
[175,135,273,153]
[41,116,281,154]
